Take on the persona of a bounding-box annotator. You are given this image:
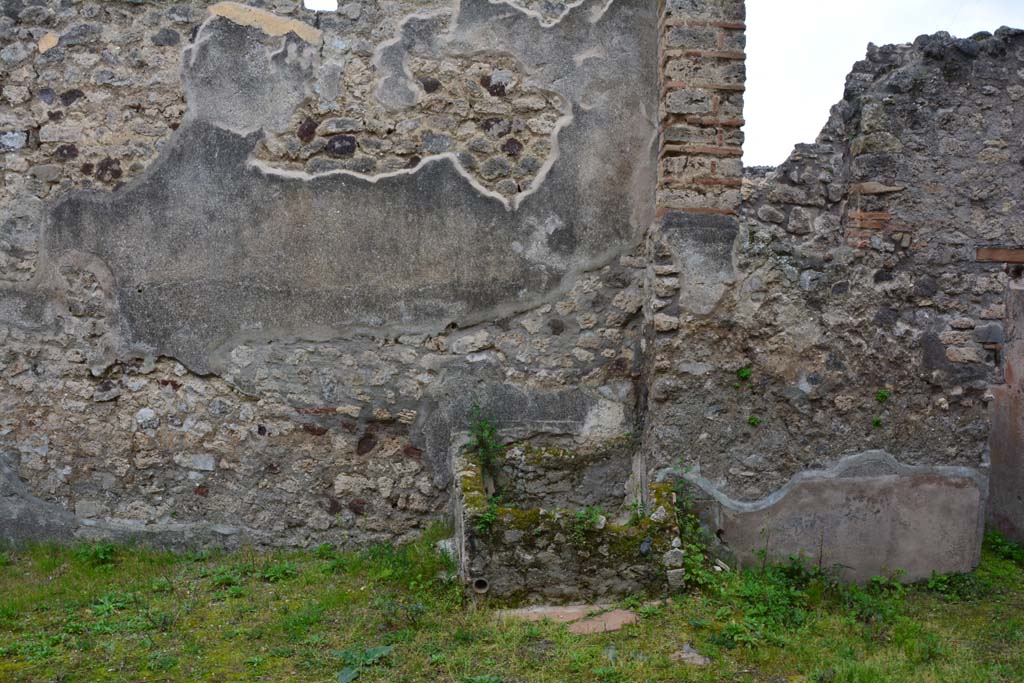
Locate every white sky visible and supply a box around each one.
[745,0,1024,167]
[303,0,338,11]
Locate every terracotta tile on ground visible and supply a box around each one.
[566,609,639,635]
[497,605,609,624]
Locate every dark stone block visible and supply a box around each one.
[151,28,180,46]
[324,134,357,157]
[59,89,84,107]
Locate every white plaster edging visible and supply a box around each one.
[681,450,989,515]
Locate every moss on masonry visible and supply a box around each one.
[457,436,680,598]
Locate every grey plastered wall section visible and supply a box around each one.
[39,0,658,374]
[687,452,987,581]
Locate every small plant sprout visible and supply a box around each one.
[467,406,502,469]
[747,415,762,427]
[737,366,753,382]
[568,506,605,545]
[474,495,501,535]
[875,389,891,404]
[872,416,883,429]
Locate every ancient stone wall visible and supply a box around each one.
[650,13,1024,575]
[1,0,1021,594]
[1,0,658,551]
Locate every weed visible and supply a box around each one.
[146,652,178,671]
[150,577,173,593]
[185,549,210,562]
[621,595,644,610]
[467,406,502,470]
[474,495,501,535]
[672,481,719,590]
[737,366,752,381]
[314,543,337,559]
[747,415,761,427]
[924,570,995,602]
[638,603,663,619]
[452,627,476,645]
[211,566,241,588]
[0,552,9,568]
[875,389,891,404]
[0,526,1019,682]
[713,556,825,647]
[372,596,429,629]
[73,542,117,567]
[871,416,882,428]
[837,573,905,626]
[282,603,325,641]
[893,619,947,664]
[142,608,177,631]
[986,530,1024,564]
[567,506,604,545]
[91,591,133,618]
[335,644,394,682]
[325,555,354,573]
[628,499,646,525]
[261,561,298,583]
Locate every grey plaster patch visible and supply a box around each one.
[684,451,987,582]
[185,17,316,135]
[660,210,737,316]
[0,289,57,331]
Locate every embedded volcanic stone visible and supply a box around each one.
[151,28,180,46]
[54,144,78,160]
[297,117,317,143]
[59,89,84,106]
[501,138,524,156]
[324,134,357,157]
[418,76,441,93]
[94,157,122,183]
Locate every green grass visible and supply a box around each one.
[0,529,1021,682]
